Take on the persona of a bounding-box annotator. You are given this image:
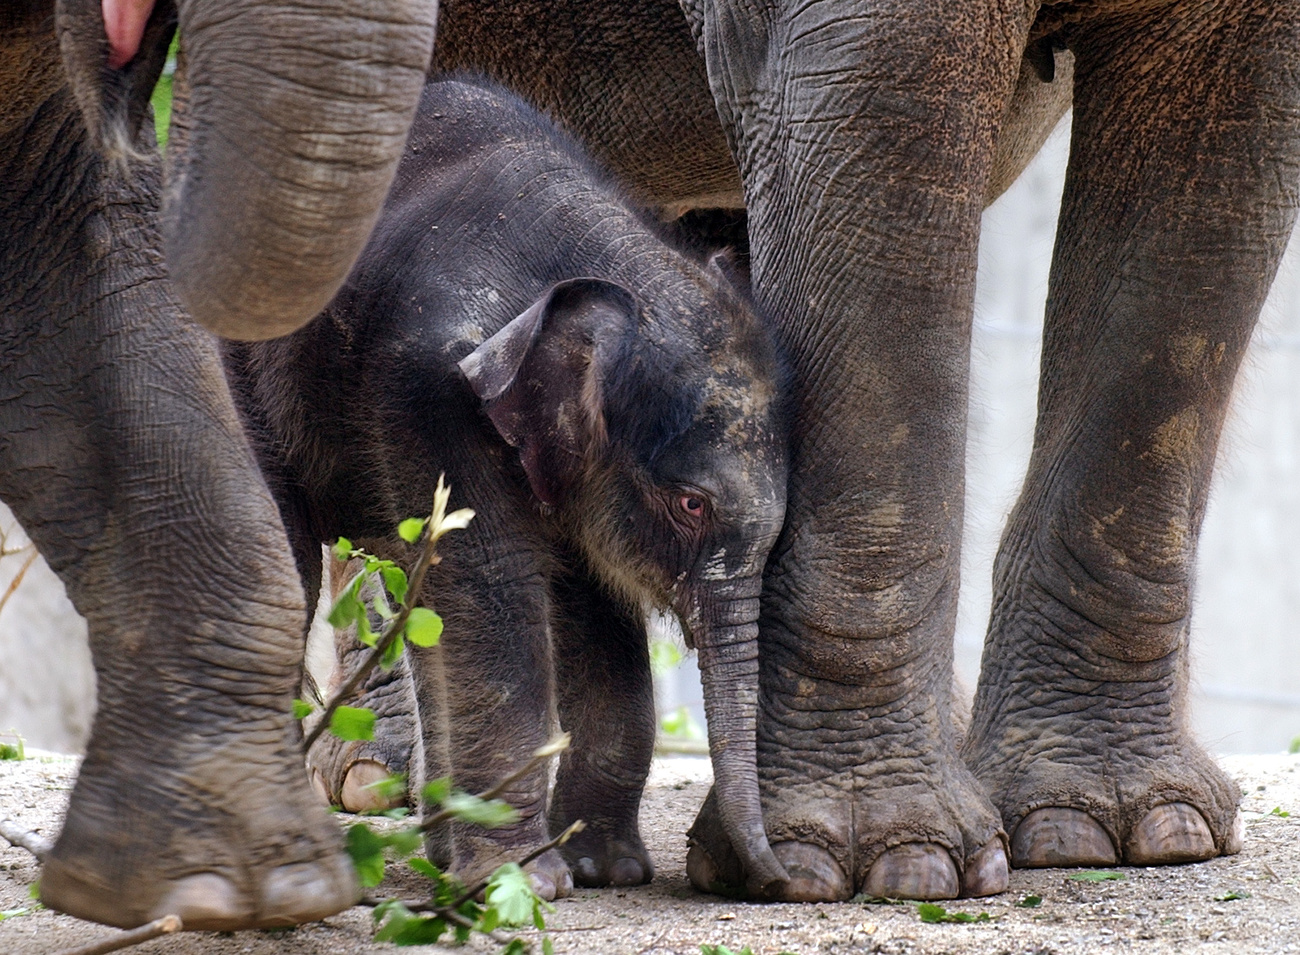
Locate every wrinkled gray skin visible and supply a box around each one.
[429,0,1300,901]
[25,0,1300,925]
[2,0,434,932]
[224,77,788,900]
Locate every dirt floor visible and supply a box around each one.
[3,753,1300,955]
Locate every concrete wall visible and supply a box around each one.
[3,113,1300,755]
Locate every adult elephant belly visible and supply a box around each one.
[431,0,1297,902]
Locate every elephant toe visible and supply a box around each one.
[527,849,574,901]
[1011,807,1117,868]
[863,843,960,901]
[606,856,651,887]
[1125,802,1216,865]
[340,759,402,813]
[962,840,1009,897]
[771,841,851,902]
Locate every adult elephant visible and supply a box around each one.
[427,0,1300,900]
[2,0,433,930]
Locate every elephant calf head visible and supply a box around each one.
[460,259,792,896]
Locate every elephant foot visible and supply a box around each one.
[306,657,416,813]
[559,826,653,888]
[964,680,1242,869]
[686,749,1007,902]
[42,737,358,930]
[450,839,574,901]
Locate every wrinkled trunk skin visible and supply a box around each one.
[162,0,437,340]
[689,576,787,897]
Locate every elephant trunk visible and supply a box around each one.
[692,577,788,898]
[162,0,437,340]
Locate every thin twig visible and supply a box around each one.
[52,915,183,955]
[304,526,443,753]
[0,817,52,860]
[0,548,37,621]
[420,735,569,833]
[449,820,586,910]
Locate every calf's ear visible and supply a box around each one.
[458,278,639,506]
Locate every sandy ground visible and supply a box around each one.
[3,754,1300,955]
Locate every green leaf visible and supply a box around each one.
[292,698,315,720]
[398,517,427,544]
[28,881,39,900]
[0,741,23,761]
[374,901,449,946]
[917,903,991,923]
[1215,890,1251,901]
[333,537,354,562]
[659,705,703,740]
[1290,736,1300,755]
[1067,870,1125,882]
[380,632,406,669]
[442,791,520,828]
[327,575,366,629]
[330,705,376,742]
[362,773,407,804]
[543,937,555,955]
[409,857,442,880]
[650,638,683,675]
[355,610,377,648]
[381,564,409,604]
[1016,894,1043,908]
[405,607,444,647]
[500,940,527,955]
[485,864,537,927]
[421,777,452,807]
[1271,806,1291,818]
[345,824,387,887]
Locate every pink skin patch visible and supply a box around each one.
[102,0,156,69]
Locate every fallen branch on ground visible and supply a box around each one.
[52,914,182,955]
[0,817,51,860]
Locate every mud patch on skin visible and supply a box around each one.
[1145,409,1200,468]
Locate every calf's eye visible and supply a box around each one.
[681,495,705,515]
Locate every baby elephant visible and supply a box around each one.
[225,77,788,900]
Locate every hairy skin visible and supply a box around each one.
[226,78,789,900]
[431,0,1300,900]
[1,5,357,929]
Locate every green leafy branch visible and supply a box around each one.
[302,475,473,753]
[346,735,579,952]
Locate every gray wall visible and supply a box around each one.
[3,114,1300,755]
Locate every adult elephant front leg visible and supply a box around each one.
[963,3,1300,870]
[682,0,1028,901]
[0,95,355,927]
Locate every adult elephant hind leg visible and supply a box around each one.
[306,555,417,812]
[962,3,1300,871]
[683,0,1029,902]
[547,557,655,888]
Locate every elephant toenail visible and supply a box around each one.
[962,840,1009,897]
[260,861,359,926]
[608,857,649,886]
[340,760,400,813]
[1125,802,1215,865]
[1011,808,1117,868]
[770,842,851,902]
[151,873,247,931]
[863,843,960,900]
